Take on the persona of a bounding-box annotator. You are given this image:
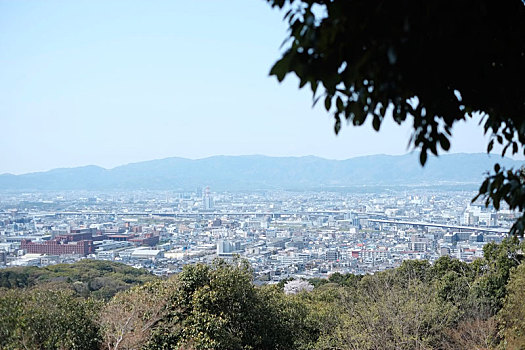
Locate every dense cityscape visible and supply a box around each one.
[2,0,524,347]
[0,188,514,281]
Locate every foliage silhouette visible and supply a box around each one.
[267,0,525,234]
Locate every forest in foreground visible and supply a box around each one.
[1,238,525,350]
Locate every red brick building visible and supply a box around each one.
[21,239,94,255]
[21,231,94,256]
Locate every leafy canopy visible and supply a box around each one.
[1,244,525,349]
[266,0,525,234]
[0,259,157,300]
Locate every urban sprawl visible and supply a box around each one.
[0,188,515,281]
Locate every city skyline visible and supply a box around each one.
[0,187,512,279]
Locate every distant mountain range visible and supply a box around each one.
[0,153,523,191]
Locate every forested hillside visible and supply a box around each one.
[1,238,525,349]
[1,154,521,191]
[0,259,157,300]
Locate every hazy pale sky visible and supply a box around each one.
[0,0,494,174]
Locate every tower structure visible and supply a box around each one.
[203,186,213,210]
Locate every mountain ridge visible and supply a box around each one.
[0,153,522,191]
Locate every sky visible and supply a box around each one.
[0,0,495,174]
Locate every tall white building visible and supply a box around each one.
[202,186,213,210]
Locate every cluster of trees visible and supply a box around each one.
[0,259,157,300]
[1,239,525,349]
[0,288,101,349]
